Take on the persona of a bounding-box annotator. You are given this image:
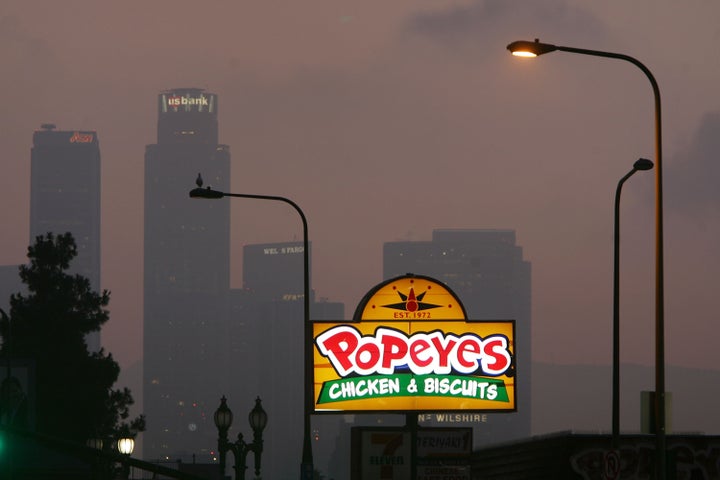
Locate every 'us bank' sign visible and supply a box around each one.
[312,274,516,413]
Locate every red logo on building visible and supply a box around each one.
[69,132,94,143]
[167,95,182,108]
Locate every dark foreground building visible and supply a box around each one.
[471,432,720,479]
[2,428,716,479]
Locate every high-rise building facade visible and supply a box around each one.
[239,241,344,480]
[383,229,531,446]
[143,88,231,460]
[243,241,308,302]
[29,124,102,352]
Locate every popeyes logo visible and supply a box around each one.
[316,326,511,378]
[69,132,94,143]
[312,274,516,411]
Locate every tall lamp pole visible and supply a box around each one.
[190,174,314,480]
[507,39,666,479]
[613,158,653,451]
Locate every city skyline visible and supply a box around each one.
[2,0,720,445]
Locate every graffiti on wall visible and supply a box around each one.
[571,442,720,480]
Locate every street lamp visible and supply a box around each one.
[613,158,653,452]
[507,38,667,478]
[117,437,135,456]
[86,436,110,479]
[214,396,268,480]
[190,174,314,479]
[117,436,135,479]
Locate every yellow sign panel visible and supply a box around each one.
[356,275,467,321]
[313,274,516,413]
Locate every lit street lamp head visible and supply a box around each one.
[117,437,135,456]
[507,39,558,57]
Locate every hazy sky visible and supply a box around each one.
[2,1,720,392]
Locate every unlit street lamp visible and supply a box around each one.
[214,396,268,480]
[507,38,667,479]
[190,174,314,479]
[613,158,653,451]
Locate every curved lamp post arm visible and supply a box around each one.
[189,181,309,327]
[552,47,665,300]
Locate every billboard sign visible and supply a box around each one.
[313,274,516,413]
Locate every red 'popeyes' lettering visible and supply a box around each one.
[379,332,408,371]
[481,337,511,373]
[409,337,433,368]
[430,335,458,372]
[317,327,358,373]
[315,326,511,378]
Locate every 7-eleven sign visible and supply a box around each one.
[353,428,411,480]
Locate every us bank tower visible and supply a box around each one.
[143,88,230,460]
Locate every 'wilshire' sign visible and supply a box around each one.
[312,274,516,413]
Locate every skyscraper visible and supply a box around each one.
[384,229,531,446]
[30,124,102,352]
[143,88,231,460]
[142,89,343,475]
[238,241,344,479]
[243,241,308,302]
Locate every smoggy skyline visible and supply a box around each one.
[2,0,720,423]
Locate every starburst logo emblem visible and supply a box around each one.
[381,287,442,312]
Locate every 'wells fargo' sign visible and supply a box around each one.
[312,274,516,413]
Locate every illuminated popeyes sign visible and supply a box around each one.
[312,274,516,412]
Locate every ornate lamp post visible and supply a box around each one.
[214,396,268,480]
[190,174,313,479]
[507,38,667,479]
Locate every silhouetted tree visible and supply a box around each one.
[0,232,144,443]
